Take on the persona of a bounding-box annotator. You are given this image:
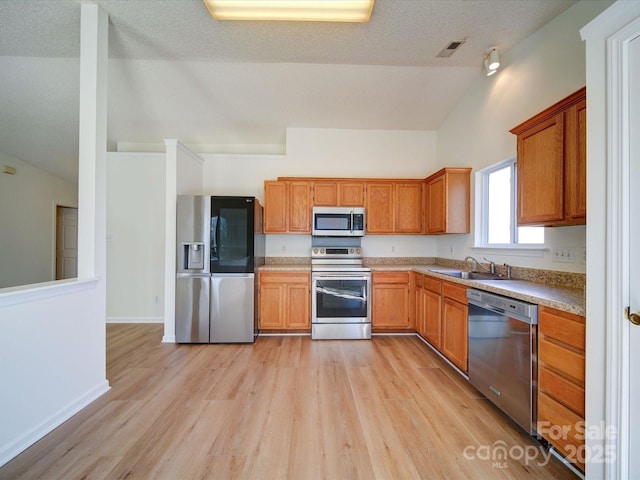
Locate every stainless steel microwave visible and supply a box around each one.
[312,207,365,237]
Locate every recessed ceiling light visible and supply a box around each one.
[203,0,375,22]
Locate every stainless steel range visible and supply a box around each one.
[311,246,372,340]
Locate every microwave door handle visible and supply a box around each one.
[350,211,354,235]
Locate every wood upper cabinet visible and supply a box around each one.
[366,183,395,234]
[440,281,468,372]
[312,180,366,207]
[371,271,411,330]
[258,271,310,330]
[565,98,587,221]
[395,183,423,233]
[312,181,338,206]
[424,168,471,234]
[365,181,423,234]
[339,182,365,206]
[263,180,312,233]
[537,305,586,472]
[510,87,586,226]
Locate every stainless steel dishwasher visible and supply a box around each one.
[467,289,538,435]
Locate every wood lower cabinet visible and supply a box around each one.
[510,87,586,226]
[372,271,411,331]
[424,168,471,234]
[537,305,586,472]
[263,180,312,233]
[440,281,468,372]
[422,276,442,349]
[258,271,310,331]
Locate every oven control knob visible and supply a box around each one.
[356,248,361,255]
[349,248,354,254]
[320,248,325,254]
[313,248,318,254]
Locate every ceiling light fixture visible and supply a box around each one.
[484,47,500,76]
[203,0,375,22]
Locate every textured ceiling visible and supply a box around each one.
[0,0,578,182]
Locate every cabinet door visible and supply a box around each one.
[288,181,312,233]
[395,183,422,233]
[426,175,446,233]
[516,114,565,225]
[413,274,424,336]
[286,283,310,328]
[258,283,285,329]
[339,182,365,206]
[263,181,287,233]
[423,288,442,349]
[565,99,587,222]
[441,297,468,372]
[372,284,410,328]
[313,181,338,206]
[366,183,394,233]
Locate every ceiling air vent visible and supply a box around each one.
[436,40,465,58]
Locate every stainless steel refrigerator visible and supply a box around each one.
[175,195,264,343]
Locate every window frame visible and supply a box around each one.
[474,156,547,253]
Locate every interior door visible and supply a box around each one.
[55,206,78,280]
[628,31,640,476]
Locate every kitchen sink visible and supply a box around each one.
[428,269,509,281]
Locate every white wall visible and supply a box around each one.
[435,0,613,273]
[0,153,77,288]
[203,128,439,258]
[0,4,109,467]
[106,152,166,322]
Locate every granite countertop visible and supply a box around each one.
[260,261,585,316]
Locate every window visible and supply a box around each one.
[477,157,544,247]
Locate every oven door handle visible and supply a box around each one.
[316,286,366,301]
[312,275,371,282]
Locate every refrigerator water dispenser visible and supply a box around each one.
[182,242,205,270]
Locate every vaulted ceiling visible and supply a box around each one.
[0,0,577,182]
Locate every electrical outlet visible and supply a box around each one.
[580,247,587,265]
[552,247,576,263]
[106,233,114,243]
[391,245,396,253]
[281,244,287,252]
[153,295,159,304]
[449,244,454,254]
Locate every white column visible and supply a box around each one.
[77,3,108,280]
[163,140,178,342]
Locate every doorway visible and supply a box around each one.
[55,206,78,280]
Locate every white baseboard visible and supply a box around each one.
[162,334,176,343]
[106,316,163,324]
[0,380,110,468]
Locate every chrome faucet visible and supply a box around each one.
[464,256,495,274]
[483,257,496,274]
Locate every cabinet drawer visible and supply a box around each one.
[538,391,585,471]
[539,366,585,417]
[442,281,467,304]
[539,337,585,384]
[373,271,409,284]
[259,271,310,284]
[539,306,585,351]
[423,276,441,294]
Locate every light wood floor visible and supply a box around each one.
[0,324,577,479]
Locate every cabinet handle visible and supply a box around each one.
[625,306,640,326]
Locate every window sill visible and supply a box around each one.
[472,245,549,257]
